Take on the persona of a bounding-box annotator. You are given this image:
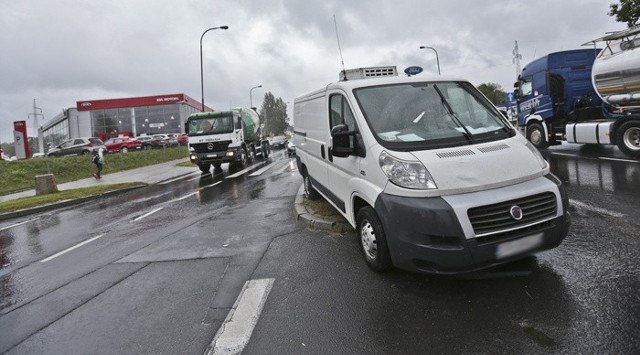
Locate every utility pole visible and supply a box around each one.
[28,98,45,154]
[512,40,522,76]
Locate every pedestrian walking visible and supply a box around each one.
[91,149,103,179]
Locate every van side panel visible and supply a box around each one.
[294,93,329,194]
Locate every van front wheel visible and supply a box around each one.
[356,206,392,272]
[303,172,320,200]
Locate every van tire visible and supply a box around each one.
[303,172,320,200]
[615,120,640,157]
[526,122,548,149]
[357,206,392,272]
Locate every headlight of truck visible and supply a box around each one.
[379,151,437,189]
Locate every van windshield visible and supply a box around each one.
[353,81,513,150]
[188,115,234,136]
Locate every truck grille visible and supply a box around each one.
[467,192,557,239]
[191,141,231,154]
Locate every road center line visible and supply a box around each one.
[569,198,625,218]
[132,207,164,222]
[40,234,104,263]
[205,278,275,355]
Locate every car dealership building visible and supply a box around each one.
[41,93,211,147]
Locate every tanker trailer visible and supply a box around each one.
[514,25,640,157]
[186,108,271,173]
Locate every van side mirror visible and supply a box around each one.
[331,124,354,158]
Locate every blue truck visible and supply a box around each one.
[514,26,640,157]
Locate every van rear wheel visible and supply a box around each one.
[356,206,392,272]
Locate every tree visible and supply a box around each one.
[609,0,640,28]
[259,92,289,136]
[477,83,506,106]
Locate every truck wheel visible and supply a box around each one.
[303,170,320,200]
[262,142,270,159]
[615,121,640,158]
[213,163,223,174]
[198,163,211,173]
[356,206,392,272]
[238,148,247,168]
[526,122,549,149]
[249,147,256,162]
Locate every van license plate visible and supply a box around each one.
[496,233,543,259]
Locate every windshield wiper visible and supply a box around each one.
[433,84,474,144]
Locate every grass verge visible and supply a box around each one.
[0,146,188,196]
[302,197,354,233]
[0,182,146,213]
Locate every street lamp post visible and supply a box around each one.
[419,46,441,75]
[200,25,229,111]
[250,85,262,109]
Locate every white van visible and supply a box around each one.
[294,67,570,273]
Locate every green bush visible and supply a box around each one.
[0,146,188,196]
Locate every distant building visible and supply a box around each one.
[41,93,211,147]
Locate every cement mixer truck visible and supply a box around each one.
[514,25,640,157]
[186,108,270,172]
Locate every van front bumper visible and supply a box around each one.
[374,178,570,274]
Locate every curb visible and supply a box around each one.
[294,184,352,232]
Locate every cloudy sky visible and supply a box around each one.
[0,0,621,143]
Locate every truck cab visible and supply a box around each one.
[514,49,603,148]
[186,108,270,173]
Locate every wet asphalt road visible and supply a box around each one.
[0,144,639,354]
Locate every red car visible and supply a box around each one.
[103,137,143,153]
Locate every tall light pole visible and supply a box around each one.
[250,85,262,109]
[419,46,441,75]
[200,25,229,111]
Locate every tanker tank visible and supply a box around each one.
[591,25,640,109]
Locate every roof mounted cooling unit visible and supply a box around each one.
[339,66,398,81]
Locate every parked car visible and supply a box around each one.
[175,133,188,146]
[103,137,143,153]
[287,138,296,156]
[47,137,104,157]
[153,134,178,147]
[270,135,288,149]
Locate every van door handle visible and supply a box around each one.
[321,144,325,159]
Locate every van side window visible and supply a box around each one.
[329,94,356,131]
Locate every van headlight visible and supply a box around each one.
[525,141,548,169]
[379,151,437,189]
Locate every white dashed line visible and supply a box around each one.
[205,278,275,355]
[40,234,104,263]
[132,207,164,222]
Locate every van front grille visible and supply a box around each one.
[467,192,557,238]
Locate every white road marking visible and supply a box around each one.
[205,278,275,355]
[226,166,259,179]
[248,162,278,176]
[0,218,36,232]
[39,234,104,263]
[598,156,638,163]
[569,198,625,218]
[159,172,201,184]
[132,207,164,222]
